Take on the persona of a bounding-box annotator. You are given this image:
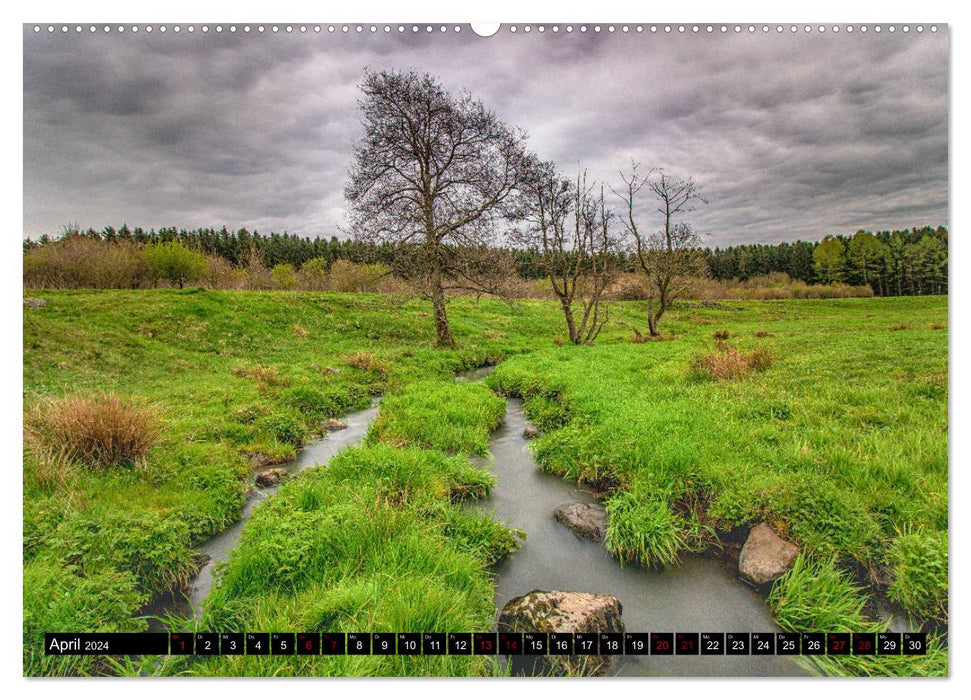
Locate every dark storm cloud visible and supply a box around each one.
[23,25,948,245]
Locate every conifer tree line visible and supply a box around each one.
[24,223,947,297]
[704,226,948,296]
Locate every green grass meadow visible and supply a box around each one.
[22,290,948,676]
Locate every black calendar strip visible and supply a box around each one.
[45,632,927,656]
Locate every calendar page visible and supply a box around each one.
[22,20,948,681]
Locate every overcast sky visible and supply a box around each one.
[23,24,948,246]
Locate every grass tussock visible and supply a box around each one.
[886,526,948,624]
[753,329,774,337]
[343,351,388,375]
[890,323,911,331]
[24,447,79,492]
[233,365,290,391]
[24,393,159,470]
[690,343,774,381]
[770,555,947,676]
[712,329,731,340]
[605,490,688,568]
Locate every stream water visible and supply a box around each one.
[471,388,806,676]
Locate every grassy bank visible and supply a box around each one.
[23,290,947,677]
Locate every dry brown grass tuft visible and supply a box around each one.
[691,344,774,381]
[24,447,79,492]
[292,325,309,338]
[24,394,160,470]
[753,329,774,338]
[712,329,731,340]
[890,323,911,331]
[233,365,290,391]
[343,351,388,375]
[930,323,947,331]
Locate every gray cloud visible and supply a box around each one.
[23,25,948,246]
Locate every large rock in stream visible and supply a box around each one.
[554,502,607,541]
[499,590,624,675]
[255,467,288,487]
[738,523,800,585]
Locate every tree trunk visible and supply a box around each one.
[647,297,660,337]
[430,270,455,347]
[560,298,579,344]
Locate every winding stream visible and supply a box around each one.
[472,382,806,676]
[150,366,807,676]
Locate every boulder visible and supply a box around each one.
[499,590,624,676]
[324,418,348,431]
[24,297,47,310]
[738,523,800,585]
[522,426,539,440]
[554,502,607,541]
[255,467,288,487]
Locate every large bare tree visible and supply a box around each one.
[344,69,529,346]
[614,164,708,336]
[514,159,616,344]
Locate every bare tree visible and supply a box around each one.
[344,69,529,346]
[514,159,616,344]
[614,164,708,336]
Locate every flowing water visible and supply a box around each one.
[146,400,380,624]
[474,393,807,677]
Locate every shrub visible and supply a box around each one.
[886,527,948,623]
[23,234,149,289]
[690,344,774,381]
[270,263,298,290]
[142,241,208,289]
[327,260,389,293]
[24,394,160,470]
[202,255,247,290]
[297,257,330,290]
